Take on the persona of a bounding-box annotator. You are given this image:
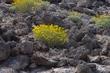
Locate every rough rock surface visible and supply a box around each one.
[0,0,110,73]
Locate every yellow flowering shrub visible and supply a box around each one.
[12,0,47,13]
[32,24,68,47]
[92,15,110,28]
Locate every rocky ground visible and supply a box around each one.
[0,0,110,73]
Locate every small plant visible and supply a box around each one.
[92,15,110,28]
[32,24,68,47]
[69,11,81,17]
[68,11,82,23]
[12,0,48,13]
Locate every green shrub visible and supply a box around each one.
[12,0,48,13]
[68,11,82,23]
[32,24,68,47]
[92,15,110,28]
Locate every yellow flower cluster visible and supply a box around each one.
[32,24,68,47]
[92,15,110,28]
[12,0,45,13]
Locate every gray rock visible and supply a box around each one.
[32,52,57,67]
[5,0,13,4]
[78,63,110,73]
[71,29,85,42]
[75,63,100,73]
[0,67,17,73]
[81,14,91,26]
[77,0,93,7]
[15,28,29,36]
[17,41,34,54]
[42,10,68,25]
[47,4,60,12]
[81,34,100,49]
[103,29,110,36]
[89,55,108,63]
[65,46,90,61]
[89,56,101,63]
[97,6,110,14]
[101,58,110,65]
[90,49,102,56]
[6,41,17,49]
[75,63,94,73]
[51,67,75,73]
[2,29,19,42]
[33,41,48,52]
[31,67,75,73]
[61,0,77,4]
[29,63,37,69]
[20,71,29,73]
[73,7,96,15]
[0,3,11,13]
[105,0,110,4]
[0,0,12,3]
[61,18,76,29]
[30,67,48,73]
[57,58,86,67]
[82,8,96,15]
[0,41,10,61]
[94,63,110,73]
[60,0,76,9]
[96,35,110,56]
[49,0,62,4]
[3,55,29,70]
[68,26,79,47]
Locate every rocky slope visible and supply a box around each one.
[0,0,110,73]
